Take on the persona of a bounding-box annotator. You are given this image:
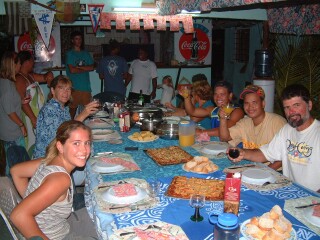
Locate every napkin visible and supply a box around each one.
[284,196,320,235]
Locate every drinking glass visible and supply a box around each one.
[148,179,160,198]
[189,194,205,222]
[221,104,234,119]
[228,148,240,159]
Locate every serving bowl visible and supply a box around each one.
[156,122,179,140]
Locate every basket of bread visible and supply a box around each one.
[183,156,218,174]
[241,205,296,240]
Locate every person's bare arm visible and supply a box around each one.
[150,77,157,99]
[11,173,70,239]
[8,112,27,137]
[67,64,94,74]
[125,73,132,87]
[184,97,213,118]
[99,73,104,80]
[75,101,99,122]
[32,71,54,85]
[267,161,282,171]
[219,108,244,141]
[10,158,43,197]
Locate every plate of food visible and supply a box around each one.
[92,161,125,173]
[93,111,108,118]
[128,131,159,142]
[241,205,296,240]
[241,168,275,186]
[144,146,193,166]
[303,206,320,227]
[182,156,218,174]
[101,183,147,204]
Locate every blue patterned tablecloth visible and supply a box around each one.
[85,127,320,240]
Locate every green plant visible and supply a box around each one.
[269,34,320,119]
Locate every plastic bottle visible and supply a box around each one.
[138,90,144,106]
[211,213,240,240]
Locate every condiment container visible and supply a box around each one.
[178,120,195,147]
[209,213,240,240]
[119,107,130,132]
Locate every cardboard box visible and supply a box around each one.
[224,172,241,215]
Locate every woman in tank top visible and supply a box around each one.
[10,120,92,240]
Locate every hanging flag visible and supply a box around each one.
[88,4,104,33]
[34,9,54,49]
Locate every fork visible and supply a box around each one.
[119,224,161,236]
[262,181,290,187]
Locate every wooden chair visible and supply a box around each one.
[0,177,24,239]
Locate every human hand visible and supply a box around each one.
[20,125,27,137]
[22,95,31,105]
[151,90,156,99]
[178,87,191,99]
[164,102,175,109]
[218,108,228,120]
[226,147,245,163]
[45,72,54,86]
[82,101,100,116]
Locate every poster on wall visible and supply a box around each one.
[174,20,212,65]
[15,22,61,73]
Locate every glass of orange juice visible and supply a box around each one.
[221,104,234,119]
[180,86,190,99]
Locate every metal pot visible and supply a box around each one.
[156,122,179,140]
[137,118,163,133]
[129,107,163,126]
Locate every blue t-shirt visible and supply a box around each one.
[65,49,94,92]
[33,99,71,158]
[96,55,128,96]
[195,100,214,129]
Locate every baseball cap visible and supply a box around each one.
[240,85,265,100]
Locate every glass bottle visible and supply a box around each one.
[191,31,198,60]
[138,89,144,106]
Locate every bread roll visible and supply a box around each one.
[258,213,274,231]
[185,161,197,170]
[246,223,267,240]
[270,205,282,220]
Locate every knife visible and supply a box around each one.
[227,164,256,169]
[295,202,320,209]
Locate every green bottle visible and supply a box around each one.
[138,89,144,106]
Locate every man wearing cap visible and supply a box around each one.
[219,84,287,170]
[228,84,320,192]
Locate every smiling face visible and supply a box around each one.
[283,96,312,130]
[51,82,72,105]
[57,127,91,170]
[243,93,265,120]
[213,86,232,107]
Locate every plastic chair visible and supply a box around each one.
[0,177,24,239]
[0,207,19,240]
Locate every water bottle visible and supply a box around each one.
[209,213,240,240]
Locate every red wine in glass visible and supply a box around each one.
[229,148,240,158]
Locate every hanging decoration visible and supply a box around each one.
[55,0,80,23]
[33,9,54,48]
[88,4,104,33]
[100,13,194,33]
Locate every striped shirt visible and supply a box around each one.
[25,163,73,240]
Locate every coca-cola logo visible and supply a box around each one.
[179,28,210,61]
[17,33,33,53]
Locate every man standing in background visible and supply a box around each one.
[96,40,128,100]
[66,31,94,118]
[126,46,157,103]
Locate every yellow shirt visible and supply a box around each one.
[229,112,287,149]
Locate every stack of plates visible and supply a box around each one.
[241,168,275,185]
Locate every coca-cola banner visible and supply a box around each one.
[15,22,61,73]
[174,20,212,64]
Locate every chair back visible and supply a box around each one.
[0,177,25,239]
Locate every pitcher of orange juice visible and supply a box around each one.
[179,120,196,147]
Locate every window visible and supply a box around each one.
[235,28,250,63]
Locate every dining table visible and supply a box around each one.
[84,123,320,240]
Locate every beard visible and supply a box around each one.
[287,113,307,128]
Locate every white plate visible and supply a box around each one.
[86,119,111,129]
[240,219,297,240]
[92,129,115,140]
[241,169,275,186]
[92,161,125,173]
[202,142,229,155]
[128,135,159,143]
[102,185,147,204]
[163,116,181,123]
[303,207,320,227]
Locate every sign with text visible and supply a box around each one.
[174,21,212,64]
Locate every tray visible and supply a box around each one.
[165,176,225,201]
[144,146,193,166]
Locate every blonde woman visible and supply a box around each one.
[0,51,30,175]
[11,120,97,240]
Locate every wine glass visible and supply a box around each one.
[189,194,205,222]
[148,179,160,199]
[221,104,234,119]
